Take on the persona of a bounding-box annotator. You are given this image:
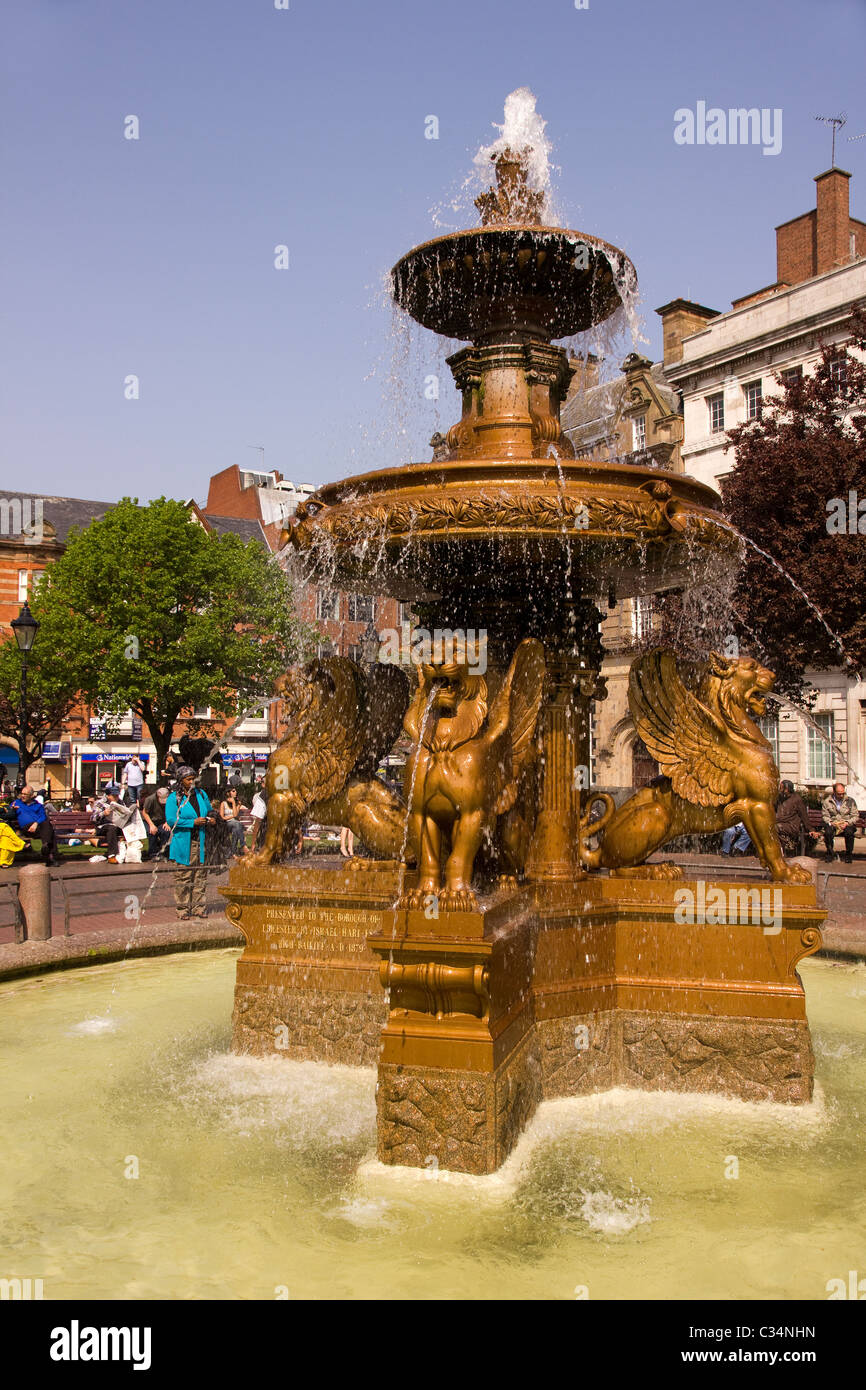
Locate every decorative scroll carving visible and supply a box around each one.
[791,927,823,972]
[289,491,677,548]
[379,959,491,1020]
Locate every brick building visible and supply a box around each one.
[202,464,405,665]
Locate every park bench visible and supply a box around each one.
[48,810,97,844]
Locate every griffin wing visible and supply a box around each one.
[628,649,740,807]
[489,638,546,812]
[503,638,546,777]
[275,657,368,809]
[354,663,411,776]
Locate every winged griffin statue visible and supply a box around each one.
[248,657,409,865]
[579,649,812,884]
[401,637,546,910]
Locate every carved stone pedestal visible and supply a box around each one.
[369,889,539,1175]
[225,863,397,1066]
[223,867,825,1175]
[368,876,824,1173]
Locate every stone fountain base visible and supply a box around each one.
[222,865,824,1176]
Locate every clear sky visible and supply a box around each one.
[3,0,865,504]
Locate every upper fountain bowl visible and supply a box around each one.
[391,226,633,341]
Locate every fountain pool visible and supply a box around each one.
[1,949,862,1301]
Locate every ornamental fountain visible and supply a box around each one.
[222,93,824,1176]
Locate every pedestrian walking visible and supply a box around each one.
[122,755,145,804]
[165,766,213,920]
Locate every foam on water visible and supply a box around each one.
[181,1052,376,1149]
[68,1016,119,1036]
[578,1188,652,1235]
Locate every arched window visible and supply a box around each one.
[631,736,659,788]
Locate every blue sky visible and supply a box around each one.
[3,0,865,503]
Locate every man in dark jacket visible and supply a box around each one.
[11,785,58,866]
[775,781,818,857]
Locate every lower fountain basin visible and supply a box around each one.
[2,950,861,1301]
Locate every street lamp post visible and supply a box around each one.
[11,602,39,791]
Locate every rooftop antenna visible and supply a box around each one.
[247,445,266,474]
[815,112,847,166]
[848,132,866,144]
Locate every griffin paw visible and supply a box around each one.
[438,888,478,912]
[611,862,683,880]
[776,861,813,885]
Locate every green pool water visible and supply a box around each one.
[1,949,863,1300]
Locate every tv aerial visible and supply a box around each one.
[815,112,847,166]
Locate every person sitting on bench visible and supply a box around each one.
[11,785,58,867]
[821,782,859,864]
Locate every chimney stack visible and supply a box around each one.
[815,168,853,274]
[655,299,719,367]
[776,168,864,285]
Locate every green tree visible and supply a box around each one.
[0,637,79,782]
[30,497,309,771]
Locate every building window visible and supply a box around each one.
[632,414,646,452]
[192,705,212,719]
[347,594,374,623]
[707,394,725,433]
[829,358,848,387]
[315,589,340,622]
[316,641,335,660]
[744,380,763,419]
[807,712,835,781]
[631,596,654,642]
[756,713,779,765]
[780,365,803,386]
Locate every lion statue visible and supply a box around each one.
[401,637,546,911]
[579,649,812,885]
[248,656,409,866]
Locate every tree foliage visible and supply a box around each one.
[0,636,79,779]
[720,308,866,697]
[29,497,309,768]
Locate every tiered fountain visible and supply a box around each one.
[222,95,824,1175]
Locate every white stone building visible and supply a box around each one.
[666,168,866,801]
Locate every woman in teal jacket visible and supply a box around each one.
[165,766,212,919]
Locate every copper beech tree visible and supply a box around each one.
[719,308,866,699]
